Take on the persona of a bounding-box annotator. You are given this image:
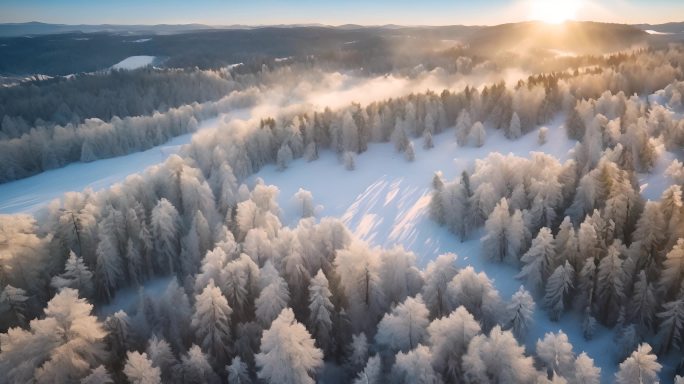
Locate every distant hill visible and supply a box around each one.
[466,21,650,56]
[633,22,684,34]
[0,22,219,37]
[0,21,482,37]
[0,21,675,76]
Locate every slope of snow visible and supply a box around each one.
[111,55,156,70]
[0,110,249,214]
[250,117,675,382]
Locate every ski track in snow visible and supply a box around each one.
[252,116,681,383]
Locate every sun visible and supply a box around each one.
[528,0,581,24]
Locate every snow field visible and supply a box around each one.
[111,55,156,70]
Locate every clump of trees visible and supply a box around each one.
[0,177,614,383]
[431,48,684,378]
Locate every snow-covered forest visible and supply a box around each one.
[2,15,684,384]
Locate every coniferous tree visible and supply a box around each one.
[375,296,429,354]
[615,343,661,384]
[462,326,538,384]
[391,345,442,384]
[428,306,481,382]
[192,279,233,365]
[124,351,162,384]
[504,286,535,340]
[536,331,575,379]
[256,308,323,384]
[307,269,334,354]
[518,227,557,292]
[421,253,459,318]
[544,261,575,321]
[50,251,94,297]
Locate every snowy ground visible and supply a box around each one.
[250,117,679,382]
[111,55,156,70]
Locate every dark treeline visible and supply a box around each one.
[0,47,683,383]
[0,68,239,133]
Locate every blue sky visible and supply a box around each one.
[1,0,682,25]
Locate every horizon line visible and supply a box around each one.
[2,19,683,28]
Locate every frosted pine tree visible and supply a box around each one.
[462,326,538,384]
[448,266,502,330]
[518,227,556,292]
[572,352,601,384]
[536,331,575,379]
[146,336,178,382]
[346,333,369,374]
[123,351,161,384]
[455,109,472,146]
[378,246,423,306]
[0,284,28,327]
[0,288,107,383]
[375,296,429,353]
[255,273,290,327]
[342,111,359,153]
[104,310,133,364]
[226,356,251,384]
[307,269,334,354]
[482,198,524,263]
[151,198,181,274]
[628,271,657,332]
[276,143,293,171]
[192,279,233,364]
[256,308,323,384]
[615,343,661,384]
[429,172,446,225]
[353,355,382,384]
[544,261,575,321]
[632,201,666,279]
[655,294,684,353]
[391,345,443,384]
[181,344,220,384]
[470,121,486,147]
[421,253,459,318]
[595,242,625,325]
[294,188,316,218]
[428,306,481,382]
[51,250,94,297]
[391,118,409,152]
[81,366,113,384]
[504,286,535,340]
[507,112,522,139]
[660,238,684,299]
[95,234,123,302]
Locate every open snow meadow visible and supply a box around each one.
[2,5,684,384]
